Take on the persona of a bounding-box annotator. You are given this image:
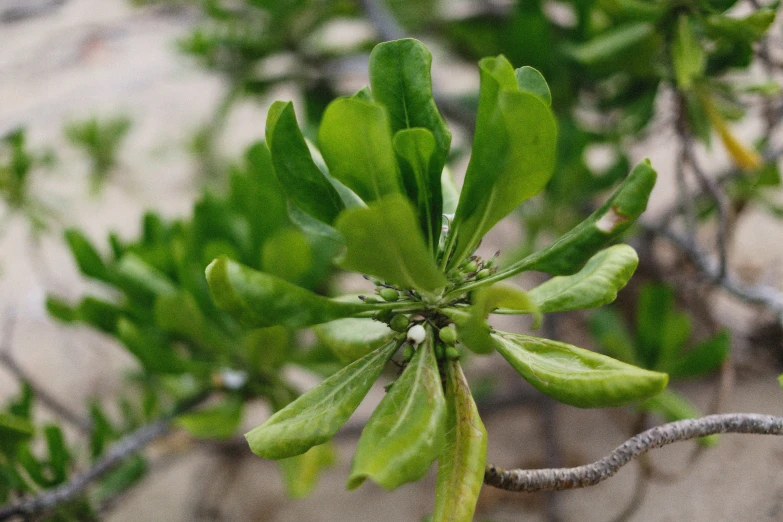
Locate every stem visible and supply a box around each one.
[484,413,783,492]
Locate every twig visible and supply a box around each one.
[0,420,169,520]
[0,313,92,434]
[358,0,405,41]
[483,413,783,492]
[0,394,207,520]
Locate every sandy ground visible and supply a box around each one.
[2,1,783,521]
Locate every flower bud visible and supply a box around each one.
[390,314,410,332]
[439,326,457,345]
[378,288,399,302]
[407,324,426,345]
[445,346,460,360]
[476,269,490,280]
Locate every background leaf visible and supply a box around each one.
[266,101,345,224]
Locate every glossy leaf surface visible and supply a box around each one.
[394,128,441,251]
[266,101,345,224]
[318,98,402,203]
[314,316,394,363]
[433,361,487,522]
[527,244,638,313]
[370,38,451,246]
[447,55,557,269]
[515,66,551,106]
[348,332,446,490]
[336,195,447,293]
[493,332,668,408]
[245,341,398,459]
[206,257,370,328]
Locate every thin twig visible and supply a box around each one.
[681,135,731,278]
[0,313,92,434]
[484,413,783,492]
[644,222,783,323]
[0,420,169,520]
[358,0,405,41]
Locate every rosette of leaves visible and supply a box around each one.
[46,144,341,498]
[206,39,669,519]
[590,282,730,445]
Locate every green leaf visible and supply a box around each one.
[335,195,447,293]
[447,282,539,354]
[266,101,345,224]
[641,389,717,446]
[116,318,188,374]
[115,253,177,296]
[278,443,336,498]
[433,360,487,522]
[369,38,451,248]
[0,413,34,454]
[505,159,656,277]
[588,308,638,365]
[348,330,446,490]
[318,97,402,203]
[369,39,451,163]
[636,283,692,369]
[566,23,655,64]
[393,128,442,252]
[44,425,71,483]
[446,56,557,269]
[660,330,730,379]
[65,229,108,281]
[527,245,639,313]
[514,66,551,106]
[245,341,398,459]
[314,316,394,363]
[175,396,243,440]
[206,257,373,328]
[705,9,776,43]
[154,291,206,341]
[493,332,668,408]
[672,15,705,90]
[261,227,313,286]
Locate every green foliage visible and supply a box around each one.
[48,141,344,500]
[64,116,131,192]
[207,39,662,518]
[0,128,55,230]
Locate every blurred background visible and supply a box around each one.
[1,0,783,520]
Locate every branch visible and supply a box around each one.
[643,222,783,322]
[0,394,207,520]
[0,420,168,520]
[484,413,783,492]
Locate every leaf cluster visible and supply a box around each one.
[206,38,667,519]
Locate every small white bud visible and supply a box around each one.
[407,324,426,346]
